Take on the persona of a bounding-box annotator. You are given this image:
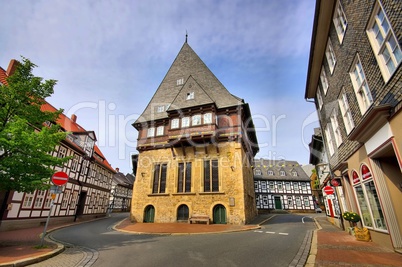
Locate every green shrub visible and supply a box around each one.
[342,211,361,223]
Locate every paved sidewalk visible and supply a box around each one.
[306,216,402,267]
[1,214,402,266]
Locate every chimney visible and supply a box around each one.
[116,168,120,173]
[6,59,19,76]
[71,114,77,123]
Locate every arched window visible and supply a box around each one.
[350,165,387,231]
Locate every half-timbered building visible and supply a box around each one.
[0,59,115,230]
[254,159,315,212]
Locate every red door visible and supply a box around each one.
[327,199,334,217]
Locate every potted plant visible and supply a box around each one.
[342,211,371,241]
[342,211,360,236]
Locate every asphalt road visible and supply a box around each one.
[45,213,315,267]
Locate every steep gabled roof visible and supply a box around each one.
[168,75,214,111]
[253,159,310,181]
[135,42,243,124]
[0,67,7,85]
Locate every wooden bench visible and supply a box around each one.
[188,214,210,225]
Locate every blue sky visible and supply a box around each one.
[1,0,319,174]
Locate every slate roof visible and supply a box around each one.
[113,172,135,187]
[253,159,310,181]
[135,42,244,124]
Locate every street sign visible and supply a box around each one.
[323,186,334,195]
[51,171,69,186]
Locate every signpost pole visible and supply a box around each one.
[39,171,68,247]
[40,196,55,247]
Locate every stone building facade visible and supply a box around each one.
[305,0,402,251]
[130,40,259,225]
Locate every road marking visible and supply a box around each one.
[265,231,276,234]
[254,230,264,233]
[279,233,289,235]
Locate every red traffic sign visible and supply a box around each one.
[323,186,334,195]
[51,171,69,186]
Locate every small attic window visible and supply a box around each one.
[157,105,165,113]
[177,78,184,86]
[268,170,273,176]
[292,171,298,177]
[186,92,194,100]
[280,170,285,176]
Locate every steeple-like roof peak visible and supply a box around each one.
[135,41,242,124]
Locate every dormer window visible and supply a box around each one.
[186,92,194,100]
[292,171,298,177]
[177,78,184,86]
[280,170,285,176]
[255,169,262,175]
[157,105,165,113]
[268,170,273,176]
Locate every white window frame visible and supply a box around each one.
[325,38,337,74]
[280,170,285,176]
[351,166,387,232]
[320,68,329,94]
[71,154,79,172]
[316,88,323,110]
[255,169,262,175]
[325,124,335,156]
[277,182,283,190]
[34,190,46,208]
[22,192,35,208]
[292,171,298,177]
[58,146,67,158]
[181,117,190,128]
[147,127,155,137]
[333,0,348,44]
[156,126,164,136]
[303,196,310,207]
[338,89,355,134]
[192,114,201,126]
[366,1,402,82]
[268,170,273,176]
[186,92,194,100]
[171,118,179,129]
[330,109,342,147]
[177,78,184,86]
[285,182,291,191]
[157,105,165,113]
[203,113,212,124]
[349,55,373,114]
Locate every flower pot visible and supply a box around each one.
[354,227,371,242]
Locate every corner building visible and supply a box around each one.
[305,0,402,251]
[131,40,259,225]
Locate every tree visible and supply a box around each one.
[0,57,69,192]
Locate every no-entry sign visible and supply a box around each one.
[323,186,334,195]
[51,171,69,186]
